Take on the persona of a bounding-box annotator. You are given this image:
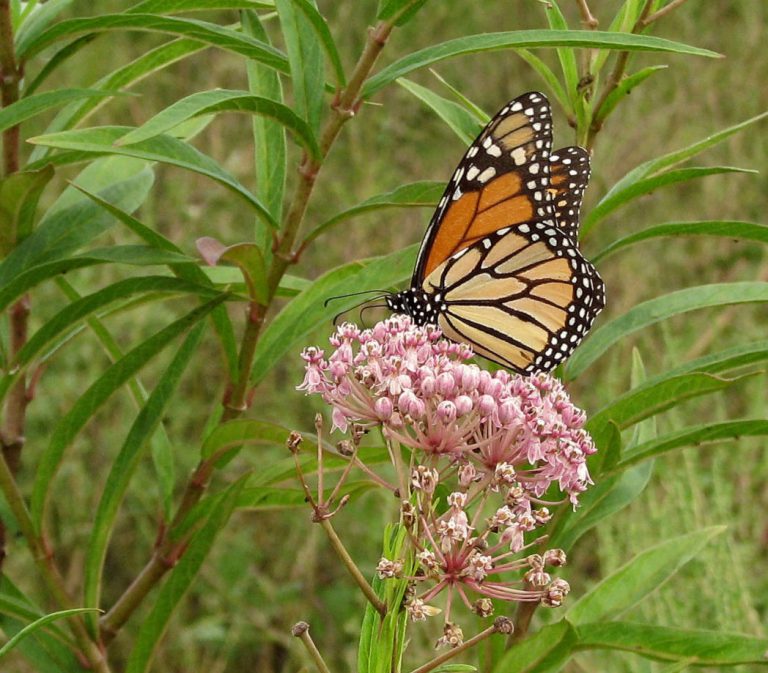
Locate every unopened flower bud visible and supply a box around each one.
[478,394,497,417]
[436,400,457,424]
[420,375,436,398]
[436,372,455,397]
[454,394,473,416]
[374,397,393,421]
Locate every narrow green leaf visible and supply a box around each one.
[73,185,239,378]
[115,89,320,159]
[601,111,768,206]
[24,35,98,97]
[127,0,274,12]
[492,621,576,673]
[30,296,227,529]
[250,244,417,384]
[83,323,206,628]
[583,167,755,232]
[125,476,247,673]
[28,127,276,227]
[594,65,668,125]
[31,39,207,157]
[587,372,756,436]
[397,78,481,144]
[243,10,286,243]
[362,31,720,98]
[0,608,99,659]
[515,49,569,113]
[376,0,428,24]
[14,0,73,56]
[568,527,724,624]
[618,419,768,469]
[1,276,217,400]
[276,0,325,132]
[549,460,654,551]
[0,89,115,134]
[544,1,578,115]
[201,419,289,462]
[574,621,768,665]
[0,166,54,255]
[593,220,768,264]
[564,282,768,380]
[290,0,345,87]
[428,70,488,124]
[17,14,289,73]
[0,169,154,285]
[307,181,443,244]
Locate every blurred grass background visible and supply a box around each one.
[4,0,768,671]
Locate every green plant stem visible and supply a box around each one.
[410,623,499,673]
[319,518,386,616]
[0,452,111,672]
[0,0,20,176]
[100,20,397,642]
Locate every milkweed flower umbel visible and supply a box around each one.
[298,316,596,631]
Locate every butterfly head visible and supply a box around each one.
[386,288,440,327]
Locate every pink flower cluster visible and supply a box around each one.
[299,316,595,504]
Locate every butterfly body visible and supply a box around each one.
[387,92,605,375]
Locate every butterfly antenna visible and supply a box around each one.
[331,296,389,326]
[359,303,387,328]
[324,288,391,308]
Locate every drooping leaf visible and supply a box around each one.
[0,608,99,659]
[362,31,720,97]
[0,166,54,256]
[29,296,227,529]
[0,168,154,285]
[397,78,481,144]
[617,419,768,469]
[567,527,725,624]
[28,127,276,227]
[82,323,206,629]
[308,181,443,244]
[125,476,247,673]
[564,282,768,380]
[250,244,417,384]
[115,90,320,160]
[17,14,289,73]
[582,167,755,233]
[593,220,768,264]
[0,89,116,134]
[573,621,768,665]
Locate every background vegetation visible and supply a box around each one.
[1,0,766,672]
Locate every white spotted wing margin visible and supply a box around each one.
[423,220,605,374]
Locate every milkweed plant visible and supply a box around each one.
[0,1,766,672]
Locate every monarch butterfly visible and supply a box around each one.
[386,91,605,374]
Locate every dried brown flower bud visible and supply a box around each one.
[336,439,355,456]
[493,616,514,635]
[291,621,309,636]
[524,567,551,587]
[435,622,464,649]
[472,597,494,617]
[543,549,567,567]
[542,578,570,607]
[376,557,403,579]
[286,431,303,453]
[401,501,415,527]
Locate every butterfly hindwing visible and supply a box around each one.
[414,92,555,282]
[423,220,604,374]
[549,146,591,241]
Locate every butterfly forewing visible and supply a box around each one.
[413,92,554,282]
[548,146,590,241]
